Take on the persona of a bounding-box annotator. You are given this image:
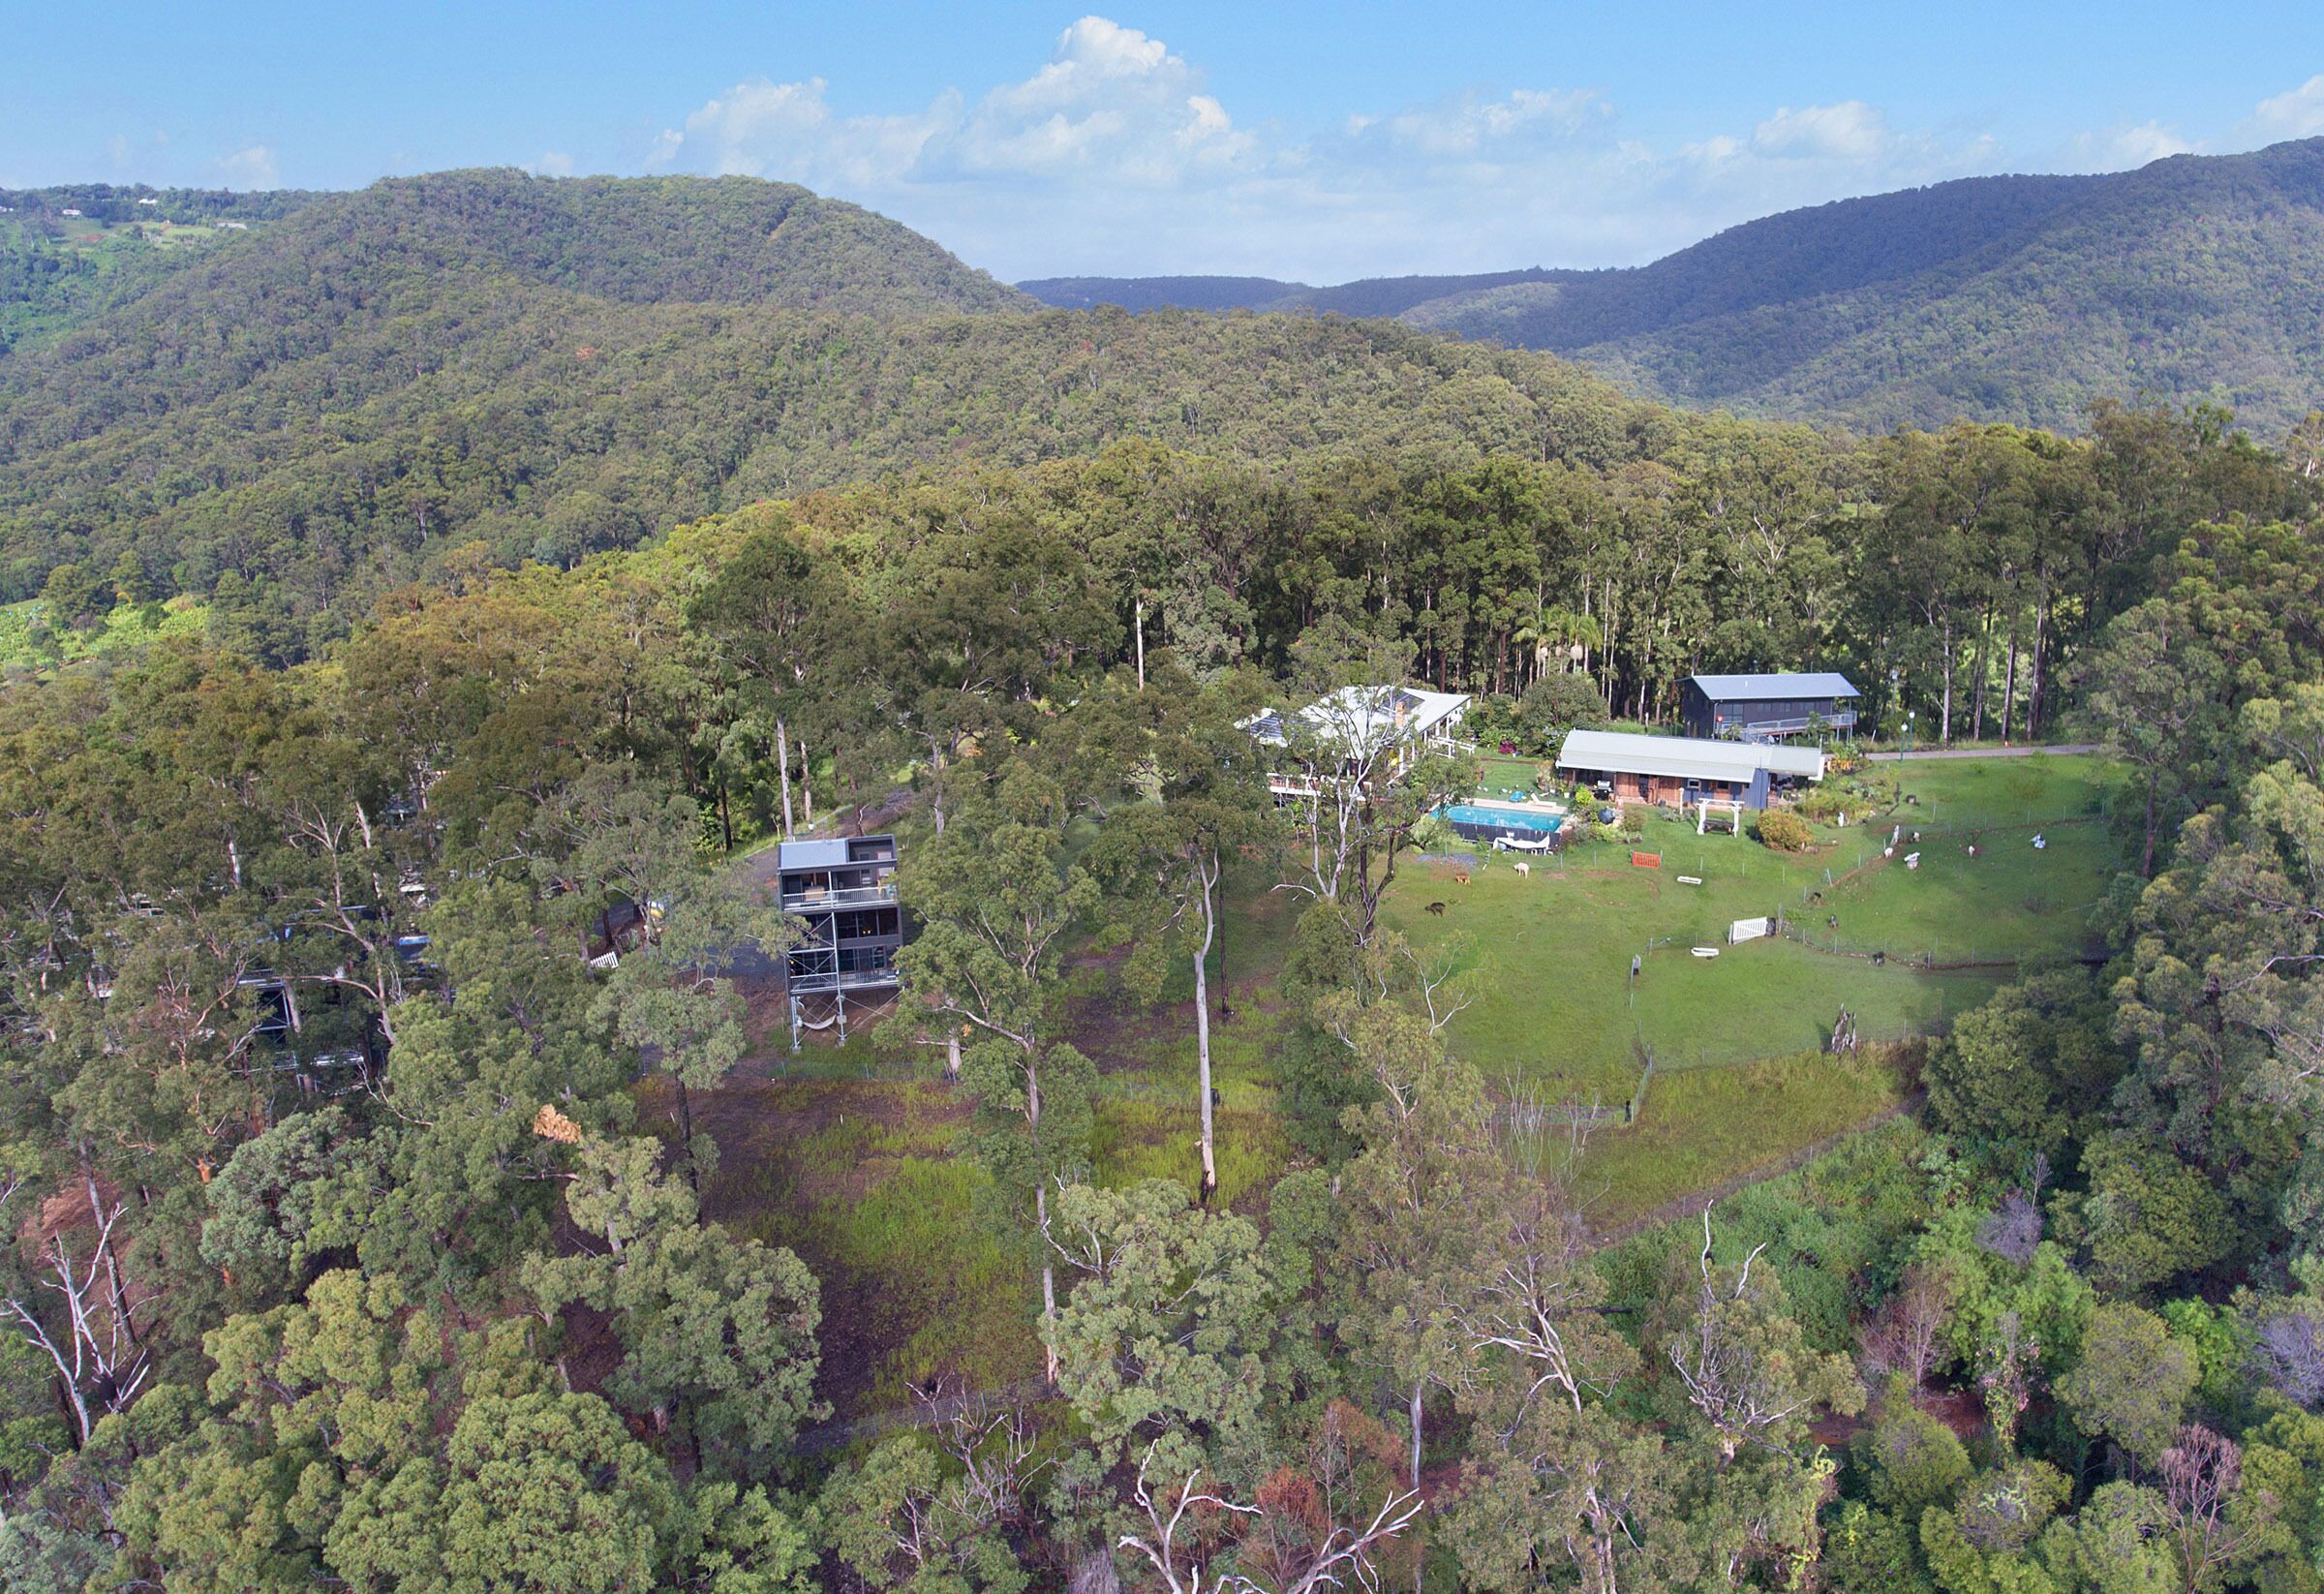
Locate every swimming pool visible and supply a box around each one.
[1435,802,1564,834]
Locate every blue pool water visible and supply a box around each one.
[1436,803,1563,834]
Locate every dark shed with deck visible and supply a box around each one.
[1681,672,1859,741]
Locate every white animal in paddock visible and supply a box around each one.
[1513,859,1531,876]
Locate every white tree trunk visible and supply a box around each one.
[1192,850,1219,1203]
[1409,1380,1424,1490]
[1940,620,1955,745]
[1036,1181,1059,1384]
[775,716,796,839]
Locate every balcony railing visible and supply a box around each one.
[1732,710,1857,740]
[786,966,901,996]
[780,882,899,912]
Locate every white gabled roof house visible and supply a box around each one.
[1245,684,1471,798]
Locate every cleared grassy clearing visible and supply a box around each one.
[685,752,2125,1416]
[1386,751,2122,1208]
[639,1077,1035,1418]
[1566,1048,1912,1227]
[1380,824,2005,1093]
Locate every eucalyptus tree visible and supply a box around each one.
[1088,660,1272,1202]
[897,759,1099,1379]
[685,519,838,840]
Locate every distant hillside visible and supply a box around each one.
[0,169,1027,363]
[0,184,332,353]
[1023,140,2324,434]
[0,168,1651,637]
[1017,274,1309,313]
[1291,268,1566,320]
[1018,268,1565,319]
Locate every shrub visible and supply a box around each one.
[1758,810,1814,852]
[1617,807,1646,840]
[1797,786,1851,822]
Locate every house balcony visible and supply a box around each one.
[780,881,899,912]
[786,966,902,996]
[1734,709,1857,740]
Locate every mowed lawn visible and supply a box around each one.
[1814,753,2120,963]
[1385,750,2125,1210]
[1379,841,2006,1093]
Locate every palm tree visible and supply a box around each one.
[1513,604,1605,683]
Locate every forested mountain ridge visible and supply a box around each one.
[0,170,1020,360]
[1018,266,1566,319]
[1022,138,2324,434]
[0,166,1657,651]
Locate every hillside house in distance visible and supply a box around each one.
[1557,728,1824,812]
[1245,684,1470,804]
[1681,672,1859,741]
[778,834,902,1048]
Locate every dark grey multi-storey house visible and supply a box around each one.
[1680,672,1859,741]
[777,834,902,1048]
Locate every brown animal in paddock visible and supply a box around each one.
[1424,902,1447,916]
[1452,870,1471,886]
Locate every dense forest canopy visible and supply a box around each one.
[7,162,2324,1592]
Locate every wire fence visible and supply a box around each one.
[1789,812,2101,902]
[1769,912,2107,971]
[1634,1017,1943,1076]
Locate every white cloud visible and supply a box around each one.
[216,144,279,188]
[2248,75,2324,141]
[1751,101,1890,162]
[647,16,2023,280]
[662,74,955,188]
[1364,87,1607,158]
[2068,120,2195,169]
[660,17,1252,193]
[531,151,576,177]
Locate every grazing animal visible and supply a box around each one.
[1513,860,1531,876]
[1424,902,1447,916]
[1452,870,1471,886]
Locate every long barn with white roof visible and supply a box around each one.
[1556,728,1824,811]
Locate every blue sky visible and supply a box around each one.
[8,2,2324,281]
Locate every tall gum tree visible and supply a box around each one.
[897,760,1098,1381]
[1087,661,1272,1203]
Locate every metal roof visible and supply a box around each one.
[1556,729,1825,783]
[1687,672,1859,701]
[776,838,855,871]
[1242,684,1469,750]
